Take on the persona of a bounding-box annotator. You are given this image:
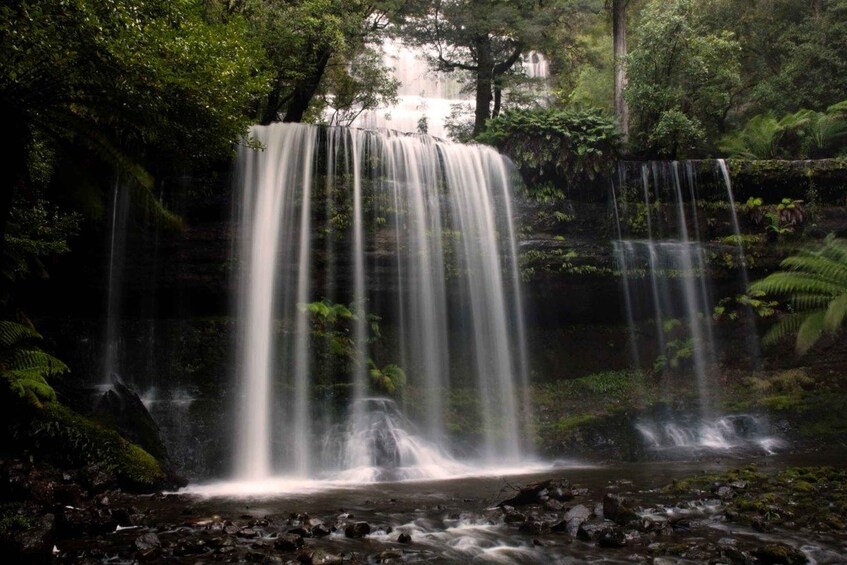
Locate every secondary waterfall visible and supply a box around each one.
[613,161,770,451]
[233,122,529,482]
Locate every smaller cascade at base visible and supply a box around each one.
[613,161,780,454]
[229,122,532,487]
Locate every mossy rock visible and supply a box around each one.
[12,403,171,492]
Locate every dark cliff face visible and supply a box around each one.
[22,159,847,477]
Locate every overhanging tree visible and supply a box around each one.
[0,0,268,262]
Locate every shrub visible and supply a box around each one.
[478,108,621,196]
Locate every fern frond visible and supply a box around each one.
[0,350,69,376]
[781,254,847,283]
[0,321,42,349]
[789,294,832,311]
[796,311,826,356]
[750,272,844,297]
[762,313,807,347]
[823,293,847,333]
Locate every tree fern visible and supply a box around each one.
[0,321,69,408]
[751,236,847,355]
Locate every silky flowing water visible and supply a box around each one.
[225,123,532,491]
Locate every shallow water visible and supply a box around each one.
[100,453,847,563]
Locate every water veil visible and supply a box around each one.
[203,123,537,494]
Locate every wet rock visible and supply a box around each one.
[173,538,209,556]
[57,505,116,536]
[576,520,608,541]
[597,527,627,548]
[298,549,344,565]
[224,524,240,535]
[519,518,550,535]
[603,493,638,526]
[344,521,371,538]
[274,533,305,551]
[288,526,312,538]
[0,511,56,563]
[238,527,260,538]
[311,523,332,537]
[552,504,591,536]
[375,549,403,562]
[397,532,412,543]
[544,498,564,511]
[752,543,808,565]
[716,485,735,500]
[134,532,161,552]
[498,480,571,507]
[503,509,527,524]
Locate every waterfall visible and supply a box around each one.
[347,40,549,138]
[613,161,768,451]
[102,178,130,386]
[232,123,529,482]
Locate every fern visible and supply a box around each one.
[751,236,847,355]
[0,321,69,408]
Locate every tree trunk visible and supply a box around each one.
[492,85,502,118]
[283,49,332,123]
[612,0,630,144]
[472,35,494,137]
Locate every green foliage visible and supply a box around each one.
[751,235,847,355]
[520,248,611,281]
[368,361,406,396]
[721,103,847,159]
[1,0,269,230]
[647,109,706,157]
[302,299,405,396]
[0,321,68,408]
[626,0,741,156]
[479,108,621,192]
[3,199,82,283]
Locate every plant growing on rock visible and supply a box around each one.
[750,235,847,355]
[478,108,621,193]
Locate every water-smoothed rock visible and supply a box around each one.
[298,549,344,565]
[598,527,627,548]
[274,532,304,551]
[752,543,808,564]
[344,521,371,538]
[603,493,639,525]
[397,532,412,543]
[552,504,592,535]
[519,517,551,535]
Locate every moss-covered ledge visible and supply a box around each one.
[726,158,847,203]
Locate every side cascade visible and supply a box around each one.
[232,122,531,484]
[612,160,778,454]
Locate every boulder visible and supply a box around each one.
[597,527,627,548]
[344,521,371,538]
[274,533,304,551]
[752,543,808,565]
[603,493,638,526]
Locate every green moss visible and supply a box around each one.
[21,404,167,489]
[0,503,34,531]
[554,413,598,433]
